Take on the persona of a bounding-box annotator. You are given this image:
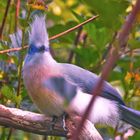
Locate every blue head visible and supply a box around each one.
[28,16,50,55]
[24,16,53,65]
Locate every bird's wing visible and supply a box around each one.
[44,76,78,102]
[61,63,125,105]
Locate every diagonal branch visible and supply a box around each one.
[0,15,98,54]
[49,15,98,40]
[0,0,12,39]
[72,0,140,139]
[15,0,21,31]
[67,26,83,63]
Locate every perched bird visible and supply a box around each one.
[23,16,140,133]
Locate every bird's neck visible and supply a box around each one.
[24,51,56,67]
[42,51,56,65]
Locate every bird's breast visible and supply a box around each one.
[23,64,64,116]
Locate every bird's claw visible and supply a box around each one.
[50,114,68,131]
[50,116,57,130]
[62,114,67,131]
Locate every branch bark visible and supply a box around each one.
[0,0,11,39]
[0,15,98,54]
[0,104,102,140]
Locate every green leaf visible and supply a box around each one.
[83,0,129,29]
[128,39,140,49]
[74,47,99,69]
[1,85,12,98]
[85,23,111,49]
[129,132,140,140]
[49,21,77,43]
[109,70,124,81]
[15,95,22,107]
[133,56,140,69]
[71,11,85,22]
[117,56,130,71]
[1,85,22,105]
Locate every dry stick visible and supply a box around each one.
[15,0,21,31]
[0,0,12,39]
[72,0,140,140]
[82,33,87,48]
[1,1,13,140]
[0,15,99,54]
[49,15,98,40]
[102,32,117,60]
[6,128,13,140]
[0,1,12,140]
[91,32,117,72]
[67,26,83,63]
[7,1,21,140]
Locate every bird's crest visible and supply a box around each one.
[29,15,49,48]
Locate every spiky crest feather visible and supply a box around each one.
[29,16,49,48]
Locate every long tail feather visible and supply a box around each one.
[120,105,140,129]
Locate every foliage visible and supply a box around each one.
[0,0,140,139]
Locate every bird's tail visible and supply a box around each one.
[120,105,140,129]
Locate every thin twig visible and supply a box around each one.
[91,32,117,72]
[7,1,21,139]
[72,0,140,139]
[0,15,99,54]
[0,46,27,54]
[67,26,83,63]
[82,33,87,48]
[16,8,31,99]
[102,32,117,60]
[50,15,98,40]
[15,0,20,31]
[0,0,12,39]
[7,128,13,140]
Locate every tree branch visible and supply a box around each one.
[0,104,66,136]
[0,0,11,39]
[0,104,102,140]
[0,15,98,54]
[67,26,83,63]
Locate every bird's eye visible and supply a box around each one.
[28,46,33,54]
[28,44,36,54]
[28,44,47,54]
[39,45,45,52]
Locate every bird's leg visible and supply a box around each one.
[50,115,58,130]
[50,113,68,131]
[61,113,68,131]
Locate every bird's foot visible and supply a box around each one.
[50,116,57,130]
[50,114,68,131]
[62,113,68,131]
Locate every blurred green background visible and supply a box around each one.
[0,0,140,139]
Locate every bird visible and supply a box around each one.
[23,15,140,134]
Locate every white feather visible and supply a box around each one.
[10,29,22,48]
[29,16,49,48]
[69,89,120,127]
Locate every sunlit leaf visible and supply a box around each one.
[129,132,140,140]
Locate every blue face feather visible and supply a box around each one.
[28,44,50,55]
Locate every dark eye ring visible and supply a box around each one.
[29,46,33,53]
[39,45,45,52]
